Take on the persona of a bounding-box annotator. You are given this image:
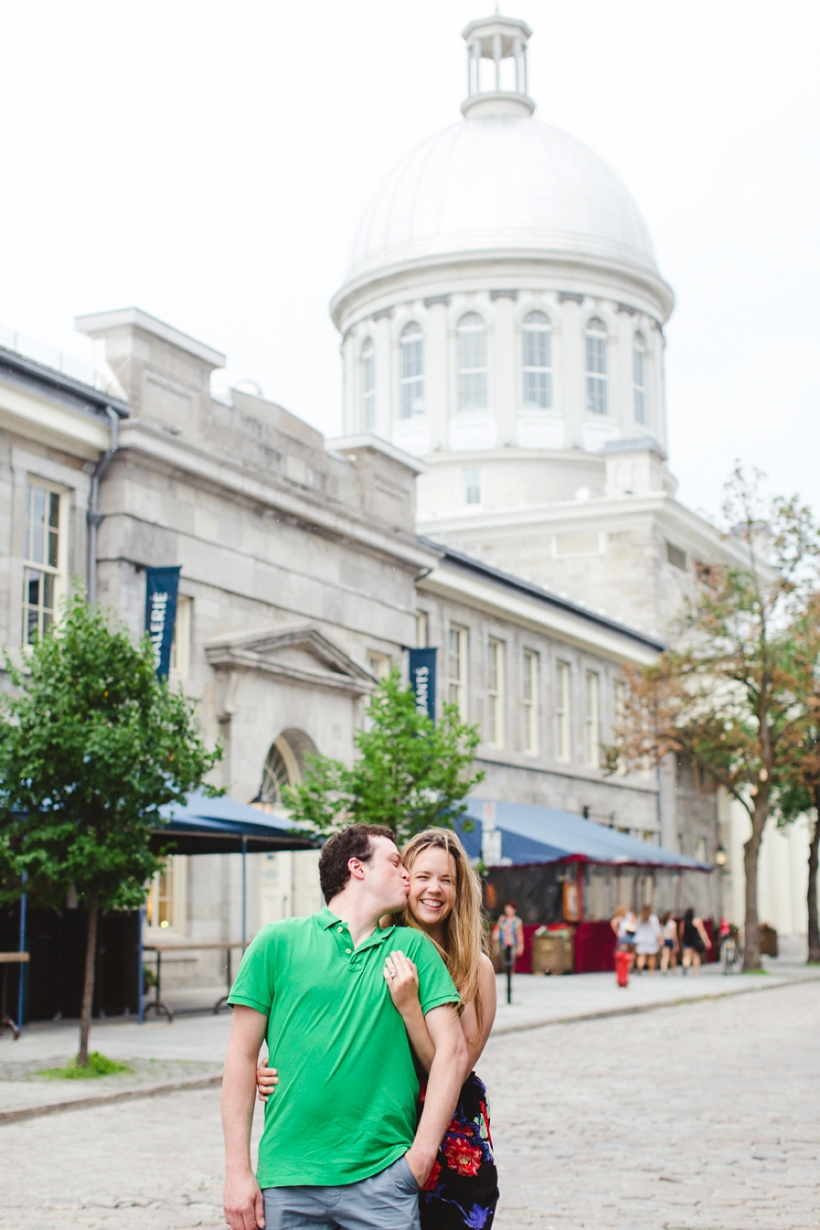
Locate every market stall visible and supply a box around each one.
[458,798,714,974]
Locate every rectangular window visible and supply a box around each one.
[613,679,628,774]
[169,595,192,681]
[448,625,468,720]
[523,650,539,754]
[145,856,186,932]
[464,468,482,506]
[555,660,570,762]
[400,328,424,418]
[416,610,429,648]
[22,480,64,646]
[367,651,391,681]
[585,670,600,768]
[363,346,376,431]
[586,333,608,415]
[486,638,505,747]
[666,541,687,570]
[633,345,646,424]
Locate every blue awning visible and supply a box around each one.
[153,789,318,855]
[459,798,712,871]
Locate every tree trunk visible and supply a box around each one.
[808,793,820,965]
[742,803,768,971]
[78,889,99,1067]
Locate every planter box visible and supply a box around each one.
[760,925,778,957]
[532,931,575,976]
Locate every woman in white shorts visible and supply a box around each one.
[633,904,662,973]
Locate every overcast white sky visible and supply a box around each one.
[1,1,818,521]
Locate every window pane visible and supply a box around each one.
[522,313,553,409]
[456,315,488,411]
[633,341,646,424]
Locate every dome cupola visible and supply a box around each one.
[331,13,675,524]
[461,14,535,119]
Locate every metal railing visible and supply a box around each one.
[0,323,102,391]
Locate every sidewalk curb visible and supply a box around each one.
[491,972,820,1036]
[0,1072,223,1126]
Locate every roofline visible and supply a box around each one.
[420,536,666,653]
[0,345,130,418]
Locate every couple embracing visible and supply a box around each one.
[222,823,499,1230]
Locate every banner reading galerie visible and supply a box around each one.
[408,647,437,722]
[144,565,181,680]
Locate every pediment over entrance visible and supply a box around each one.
[204,622,375,696]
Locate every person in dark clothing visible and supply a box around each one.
[679,907,711,975]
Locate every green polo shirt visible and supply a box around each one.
[227,908,459,1188]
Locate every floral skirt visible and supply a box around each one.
[417,1071,499,1230]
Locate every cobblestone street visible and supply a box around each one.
[2,980,818,1230]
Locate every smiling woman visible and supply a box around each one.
[388,828,500,1230]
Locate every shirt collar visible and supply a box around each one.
[315,907,396,943]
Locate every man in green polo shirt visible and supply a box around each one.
[222,823,467,1230]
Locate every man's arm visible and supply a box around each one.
[222,1005,269,1230]
[406,1004,468,1187]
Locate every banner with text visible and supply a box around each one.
[409,647,437,722]
[144,565,181,680]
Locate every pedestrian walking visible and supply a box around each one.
[659,910,679,972]
[258,828,500,1230]
[610,905,637,971]
[222,823,466,1230]
[633,904,662,973]
[492,901,524,1005]
[679,907,712,975]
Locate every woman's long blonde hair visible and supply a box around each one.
[400,828,486,1026]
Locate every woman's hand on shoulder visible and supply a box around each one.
[384,949,421,1016]
[256,1059,278,1104]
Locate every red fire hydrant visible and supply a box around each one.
[615,949,630,988]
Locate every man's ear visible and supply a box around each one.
[347,857,366,882]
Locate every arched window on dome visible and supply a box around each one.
[522,311,553,409]
[632,333,646,425]
[400,322,424,418]
[456,313,488,411]
[585,318,608,416]
[361,340,376,431]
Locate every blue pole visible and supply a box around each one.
[17,887,28,1032]
[241,836,247,946]
[137,906,145,1024]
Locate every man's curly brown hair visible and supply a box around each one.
[318,823,396,902]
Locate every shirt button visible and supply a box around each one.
[345,947,352,954]
[337,926,343,933]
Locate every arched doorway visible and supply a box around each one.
[254,729,318,811]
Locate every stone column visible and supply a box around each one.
[423,296,450,451]
[490,290,517,447]
[372,309,393,440]
[616,304,635,435]
[558,293,584,448]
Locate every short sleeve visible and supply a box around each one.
[404,932,460,1016]
[227,924,278,1016]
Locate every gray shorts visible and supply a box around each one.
[262,1155,421,1230]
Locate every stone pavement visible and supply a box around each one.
[1,976,819,1228]
[1,933,816,1120]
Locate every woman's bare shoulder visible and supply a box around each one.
[478,952,496,980]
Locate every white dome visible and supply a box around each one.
[344,116,659,287]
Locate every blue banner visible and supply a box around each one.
[144,566,181,680]
[409,647,437,722]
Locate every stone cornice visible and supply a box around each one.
[419,558,662,665]
[418,492,761,573]
[330,247,674,331]
[116,419,439,573]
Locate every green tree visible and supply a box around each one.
[0,592,221,1064]
[772,593,820,964]
[285,669,484,843]
[607,469,820,970]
